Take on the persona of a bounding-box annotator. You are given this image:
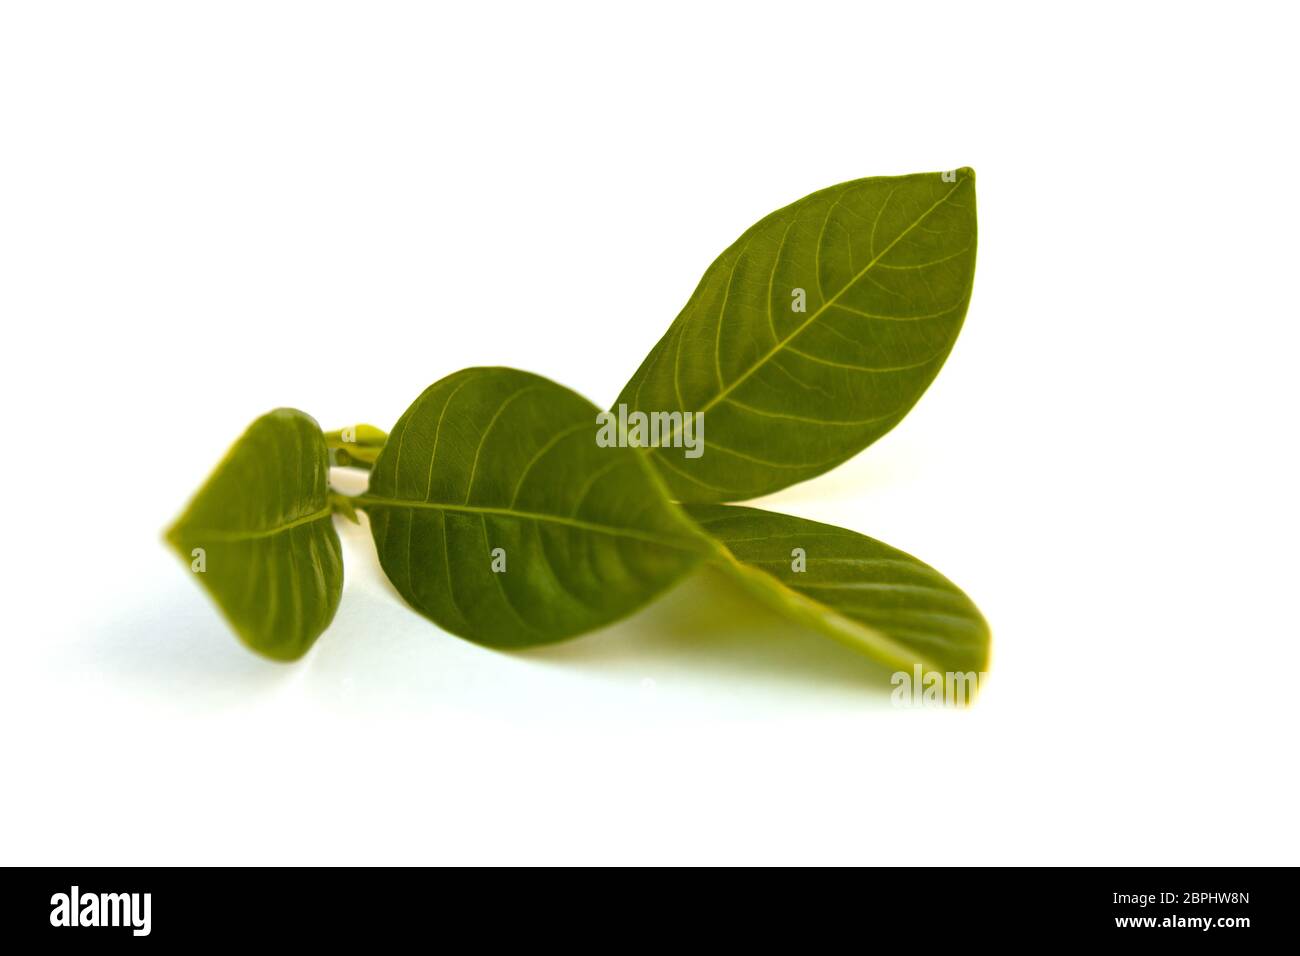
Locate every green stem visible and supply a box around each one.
[328,491,362,524]
[329,446,378,469]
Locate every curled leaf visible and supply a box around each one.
[690,504,989,676]
[166,409,343,661]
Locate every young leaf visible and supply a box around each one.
[325,423,389,469]
[689,504,989,675]
[166,409,344,661]
[360,367,711,647]
[618,169,977,502]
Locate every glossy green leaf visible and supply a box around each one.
[360,367,711,647]
[618,169,977,502]
[166,409,344,661]
[689,504,989,675]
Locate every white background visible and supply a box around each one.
[2,1,1297,865]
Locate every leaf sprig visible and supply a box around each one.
[167,169,988,683]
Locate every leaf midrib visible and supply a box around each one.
[359,494,708,553]
[172,504,332,543]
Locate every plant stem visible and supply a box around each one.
[327,491,362,524]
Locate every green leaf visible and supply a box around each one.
[324,424,389,449]
[360,367,711,647]
[324,423,388,469]
[617,169,977,502]
[689,504,989,675]
[166,408,344,661]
